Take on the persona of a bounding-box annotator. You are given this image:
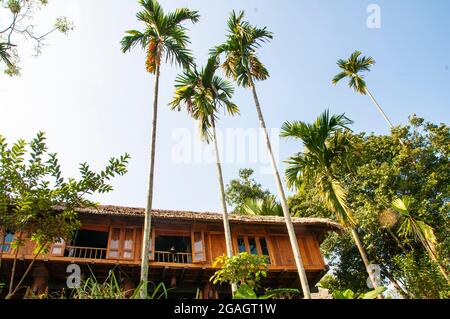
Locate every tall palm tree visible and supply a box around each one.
[280,110,381,289]
[169,56,239,292]
[212,11,312,299]
[120,0,199,297]
[392,196,449,282]
[332,50,397,131]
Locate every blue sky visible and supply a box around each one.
[1,0,449,212]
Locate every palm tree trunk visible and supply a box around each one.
[350,227,380,289]
[139,64,161,298]
[245,67,311,299]
[211,116,237,294]
[382,268,410,298]
[424,245,449,282]
[365,88,405,146]
[365,88,395,128]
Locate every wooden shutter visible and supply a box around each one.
[50,238,66,257]
[122,228,136,260]
[107,227,121,259]
[191,231,206,263]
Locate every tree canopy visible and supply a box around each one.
[225,168,271,214]
[290,115,449,298]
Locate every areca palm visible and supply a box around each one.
[120,0,199,297]
[281,110,381,289]
[392,196,449,281]
[212,11,312,299]
[241,196,283,217]
[332,50,397,130]
[170,56,239,292]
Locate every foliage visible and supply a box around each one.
[0,132,129,297]
[170,56,239,142]
[240,195,283,217]
[68,271,168,300]
[292,115,450,298]
[212,10,273,87]
[120,0,199,74]
[392,252,449,299]
[391,196,445,278]
[233,283,300,300]
[225,168,271,214]
[0,0,74,76]
[332,50,375,95]
[332,286,386,299]
[211,253,299,299]
[0,132,130,249]
[281,109,355,227]
[210,252,268,290]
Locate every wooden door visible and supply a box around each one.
[209,233,227,265]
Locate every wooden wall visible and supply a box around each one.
[2,216,326,271]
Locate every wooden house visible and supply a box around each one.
[0,205,341,298]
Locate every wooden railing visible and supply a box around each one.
[65,246,107,260]
[154,251,192,264]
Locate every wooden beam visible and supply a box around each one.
[161,266,168,281]
[178,267,187,286]
[196,267,205,287]
[276,269,286,285]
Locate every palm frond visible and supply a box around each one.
[214,10,272,87]
[120,30,148,53]
[282,110,356,227]
[333,50,375,95]
[166,8,200,28]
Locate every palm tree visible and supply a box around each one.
[120,0,199,297]
[392,196,449,282]
[332,50,397,131]
[169,56,239,292]
[240,196,283,217]
[280,110,381,289]
[212,11,312,299]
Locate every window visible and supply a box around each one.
[259,238,269,256]
[259,237,271,263]
[107,227,137,260]
[155,234,192,263]
[235,235,271,261]
[2,231,14,253]
[108,228,121,258]
[248,237,258,255]
[192,232,205,263]
[122,228,135,259]
[51,238,65,256]
[237,237,246,253]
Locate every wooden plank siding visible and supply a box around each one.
[1,216,326,272]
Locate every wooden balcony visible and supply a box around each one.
[154,251,192,264]
[58,247,194,264]
[64,246,107,260]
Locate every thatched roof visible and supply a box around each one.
[73,205,342,232]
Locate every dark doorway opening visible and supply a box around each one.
[65,229,109,259]
[73,229,109,248]
[155,236,192,263]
